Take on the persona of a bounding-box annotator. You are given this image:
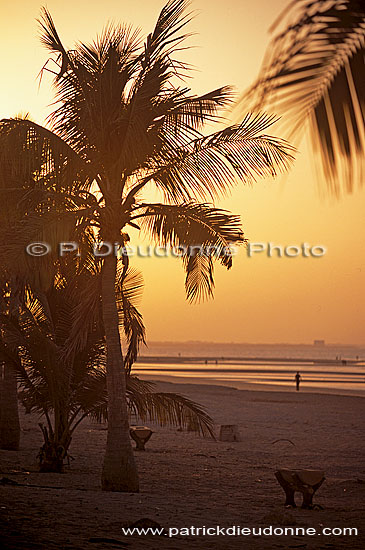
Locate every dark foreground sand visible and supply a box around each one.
[1,381,364,549]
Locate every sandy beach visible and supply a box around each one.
[1,380,364,549]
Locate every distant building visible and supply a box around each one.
[313,340,325,346]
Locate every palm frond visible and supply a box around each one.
[0,118,91,194]
[59,257,102,362]
[38,7,67,58]
[25,290,51,328]
[146,0,193,63]
[62,258,145,367]
[115,266,146,372]
[72,365,107,425]
[164,86,234,129]
[126,377,215,438]
[115,264,144,303]
[0,209,88,292]
[238,0,365,194]
[183,253,214,303]
[151,113,295,202]
[76,22,141,70]
[0,309,60,415]
[89,375,215,438]
[136,201,245,301]
[138,202,243,251]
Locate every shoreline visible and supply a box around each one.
[137,354,365,365]
[139,373,365,398]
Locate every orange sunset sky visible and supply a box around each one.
[1,0,364,345]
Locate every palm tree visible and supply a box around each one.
[0,357,20,451]
[1,0,293,491]
[0,113,88,451]
[1,258,214,472]
[0,127,44,452]
[238,0,365,195]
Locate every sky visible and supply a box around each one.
[1,0,364,345]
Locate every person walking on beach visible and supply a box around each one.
[295,371,301,391]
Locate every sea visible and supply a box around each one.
[135,342,365,396]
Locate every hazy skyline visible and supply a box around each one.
[1,0,364,344]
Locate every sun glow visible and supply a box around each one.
[1,0,364,344]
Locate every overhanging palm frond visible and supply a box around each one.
[89,375,215,438]
[115,267,146,373]
[136,201,245,301]
[151,113,295,201]
[127,376,214,438]
[138,202,243,252]
[238,0,365,194]
[183,252,215,303]
[129,390,215,438]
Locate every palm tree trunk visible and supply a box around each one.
[101,252,139,492]
[38,401,72,473]
[0,363,20,451]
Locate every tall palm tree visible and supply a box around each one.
[1,0,293,491]
[238,0,365,195]
[1,259,213,472]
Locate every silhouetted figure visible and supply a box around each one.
[295,372,301,391]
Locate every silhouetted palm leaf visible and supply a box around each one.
[239,0,365,194]
[0,117,92,194]
[62,256,145,366]
[151,113,295,202]
[137,202,245,301]
[115,266,146,373]
[90,375,215,438]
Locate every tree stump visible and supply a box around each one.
[275,469,325,509]
[129,426,153,451]
[219,424,241,442]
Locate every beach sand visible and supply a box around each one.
[1,380,364,549]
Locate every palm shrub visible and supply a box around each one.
[0,255,214,473]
